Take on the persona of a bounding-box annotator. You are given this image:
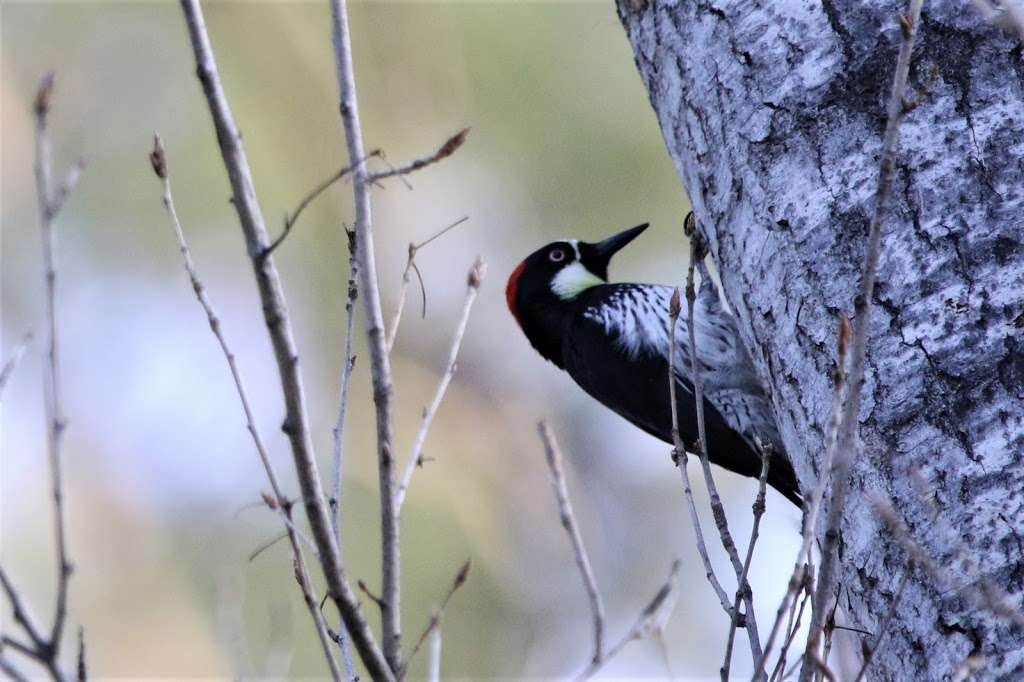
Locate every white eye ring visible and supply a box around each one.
[549,249,566,263]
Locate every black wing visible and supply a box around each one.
[562,289,801,506]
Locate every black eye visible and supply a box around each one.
[549,249,566,263]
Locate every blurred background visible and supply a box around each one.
[1,2,801,679]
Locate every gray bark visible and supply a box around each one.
[616,0,1024,679]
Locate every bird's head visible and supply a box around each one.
[505,223,649,363]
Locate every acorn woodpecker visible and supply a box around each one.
[506,222,801,506]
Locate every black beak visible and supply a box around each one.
[593,223,649,263]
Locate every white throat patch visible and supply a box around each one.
[551,261,603,300]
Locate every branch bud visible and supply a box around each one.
[453,558,472,589]
[438,127,470,160]
[836,312,851,360]
[467,256,487,289]
[34,72,55,117]
[669,288,682,318]
[898,13,912,38]
[150,134,167,180]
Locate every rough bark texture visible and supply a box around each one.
[617,1,1024,679]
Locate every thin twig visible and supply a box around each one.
[723,442,771,682]
[573,560,682,682]
[328,0,403,668]
[0,332,33,399]
[402,559,471,675]
[30,72,84,681]
[426,624,442,682]
[818,590,841,681]
[755,314,849,680]
[394,258,485,512]
[803,4,924,678]
[75,627,85,682]
[248,531,290,563]
[0,654,31,682]
[682,222,763,668]
[667,288,733,616]
[851,569,909,682]
[330,226,359,682]
[368,128,470,184]
[385,215,469,353]
[178,3,392,678]
[150,135,340,682]
[537,421,606,665]
[770,577,811,682]
[262,150,381,259]
[872,494,1024,628]
[0,567,46,650]
[970,0,1024,41]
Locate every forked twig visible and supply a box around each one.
[757,314,849,679]
[537,421,607,665]
[180,1,391,677]
[394,257,485,512]
[368,129,470,184]
[723,442,771,681]
[851,569,909,682]
[682,218,763,669]
[573,560,682,681]
[328,0,403,667]
[150,135,341,682]
[803,4,924,678]
[402,560,471,675]
[667,288,733,616]
[386,216,470,353]
[262,150,382,259]
[330,225,359,681]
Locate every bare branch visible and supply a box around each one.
[970,0,1024,41]
[682,219,762,668]
[0,332,33,399]
[33,69,81,669]
[263,150,381,259]
[368,128,470,184]
[573,560,682,682]
[426,624,442,682]
[395,257,485,512]
[150,133,340,682]
[403,559,471,674]
[0,654,32,682]
[329,225,359,682]
[0,567,46,651]
[385,215,469,353]
[770,576,812,682]
[852,570,909,682]
[537,421,606,665]
[75,627,85,682]
[667,287,733,616]
[327,0,402,669]
[803,3,924,677]
[756,313,850,680]
[178,1,393,677]
[872,494,1024,629]
[723,442,771,681]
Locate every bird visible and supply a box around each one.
[505,219,802,506]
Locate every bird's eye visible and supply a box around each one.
[549,249,566,263]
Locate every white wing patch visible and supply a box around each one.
[582,283,783,451]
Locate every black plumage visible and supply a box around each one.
[506,224,801,506]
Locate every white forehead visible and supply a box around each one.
[557,238,581,260]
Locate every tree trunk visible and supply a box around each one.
[617,0,1024,678]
